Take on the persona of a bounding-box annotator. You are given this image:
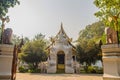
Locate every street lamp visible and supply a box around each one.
[0,16,10,44]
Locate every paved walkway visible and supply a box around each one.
[16,73,103,80]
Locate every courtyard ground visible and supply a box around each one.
[16,73,103,80]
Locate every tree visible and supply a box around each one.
[76,21,104,72]
[78,21,105,41]
[12,34,29,45]
[0,27,1,42]
[33,33,45,41]
[0,0,20,44]
[94,0,120,43]
[0,0,20,17]
[12,34,21,45]
[20,34,47,69]
[76,40,101,72]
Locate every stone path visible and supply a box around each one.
[16,73,103,80]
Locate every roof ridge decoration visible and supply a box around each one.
[55,22,70,40]
[46,23,75,50]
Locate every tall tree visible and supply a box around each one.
[78,21,105,41]
[94,0,120,42]
[77,21,104,72]
[76,40,101,72]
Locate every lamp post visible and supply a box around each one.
[0,16,10,44]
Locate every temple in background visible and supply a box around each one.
[46,23,77,73]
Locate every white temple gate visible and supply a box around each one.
[46,23,77,73]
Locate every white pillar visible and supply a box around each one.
[102,44,120,80]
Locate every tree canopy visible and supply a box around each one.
[20,33,48,69]
[0,0,20,17]
[12,34,29,45]
[0,0,20,44]
[78,21,105,42]
[94,0,120,31]
[76,21,104,72]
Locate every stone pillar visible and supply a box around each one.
[0,44,14,79]
[101,44,120,80]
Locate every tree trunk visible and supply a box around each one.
[35,62,38,69]
[84,63,89,73]
[116,31,119,45]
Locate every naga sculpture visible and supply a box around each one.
[3,28,13,44]
[105,27,118,44]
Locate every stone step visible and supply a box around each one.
[0,74,11,79]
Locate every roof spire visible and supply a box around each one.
[60,22,64,33]
[61,22,63,28]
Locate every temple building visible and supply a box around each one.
[46,23,77,73]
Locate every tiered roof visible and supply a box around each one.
[46,23,75,49]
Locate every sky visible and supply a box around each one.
[6,0,98,41]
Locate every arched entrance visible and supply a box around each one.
[57,51,65,73]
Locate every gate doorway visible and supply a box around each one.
[57,51,65,73]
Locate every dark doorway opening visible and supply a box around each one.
[57,51,65,73]
[57,54,65,64]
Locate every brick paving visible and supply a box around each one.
[16,73,103,80]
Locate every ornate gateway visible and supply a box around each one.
[46,23,77,73]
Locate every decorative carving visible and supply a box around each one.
[40,62,47,73]
[105,27,118,44]
[50,37,55,44]
[3,28,13,44]
[72,61,80,73]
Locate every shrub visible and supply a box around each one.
[88,66,96,73]
[96,67,103,74]
[28,69,41,73]
[88,66,103,74]
[18,66,28,73]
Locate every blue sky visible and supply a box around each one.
[6,0,98,40]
